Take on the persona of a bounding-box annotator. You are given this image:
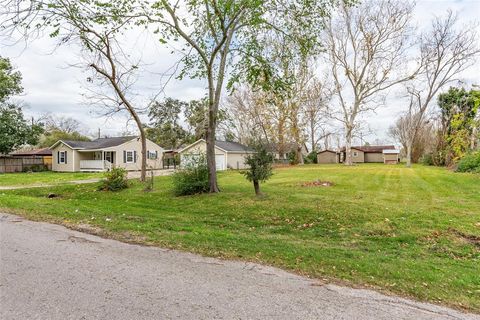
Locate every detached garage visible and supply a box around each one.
[317,150,338,164]
[179,139,255,171]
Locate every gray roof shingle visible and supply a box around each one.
[215,140,254,152]
[62,136,137,149]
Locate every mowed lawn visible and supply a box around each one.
[0,164,479,311]
[0,171,101,187]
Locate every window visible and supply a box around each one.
[59,151,66,164]
[126,151,134,163]
[353,151,358,157]
[147,150,158,160]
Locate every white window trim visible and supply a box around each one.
[59,151,66,164]
[148,150,158,160]
[353,151,358,157]
[126,150,134,163]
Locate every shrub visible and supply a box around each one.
[287,151,297,165]
[305,151,318,164]
[419,154,434,166]
[172,154,209,196]
[243,146,274,196]
[98,167,129,191]
[456,152,480,173]
[23,164,48,172]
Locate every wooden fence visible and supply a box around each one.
[0,156,51,173]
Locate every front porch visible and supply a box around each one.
[79,151,115,172]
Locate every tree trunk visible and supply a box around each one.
[471,126,477,150]
[206,96,220,193]
[406,142,413,168]
[139,129,147,182]
[311,117,316,153]
[344,127,353,166]
[253,180,261,196]
[296,146,304,165]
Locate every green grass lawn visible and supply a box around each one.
[0,171,101,186]
[0,164,479,311]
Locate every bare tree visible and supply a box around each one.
[324,0,417,165]
[403,11,479,167]
[4,0,150,181]
[389,109,434,162]
[40,114,82,134]
[226,86,272,145]
[303,76,332,152]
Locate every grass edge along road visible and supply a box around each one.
[0,164,479,312]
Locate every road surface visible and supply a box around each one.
[1,213,478,320]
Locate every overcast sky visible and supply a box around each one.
[1,0,479,145]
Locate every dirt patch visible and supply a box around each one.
[300,180,334,187]
[449,228,480,248]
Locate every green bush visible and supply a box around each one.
[23,164,48,172]
[98,167,129,191]
[456,152,480,173]
[287,151,297,165]
[419,154,434,166]
[172,154,209,196]
[305,151,318,164]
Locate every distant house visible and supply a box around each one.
[338,145,396,163]
[265,142,309,161]
[382,149,401,164]
[49,136,163,172]
[317,145,400,164]
[178,139,255,171]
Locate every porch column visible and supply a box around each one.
[102,151,104,170]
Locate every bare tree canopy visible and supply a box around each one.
[3,0,152,181]
[325,0,417,165]
[402,10,479,167]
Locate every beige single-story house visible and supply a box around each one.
[338,145,396,163]
[178,139,255,170]
[50,136,163,172]
[318,145,399,164]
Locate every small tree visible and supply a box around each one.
[243,147,274,196]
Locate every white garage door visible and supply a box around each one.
[215,154,226,171]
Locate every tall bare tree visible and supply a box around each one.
[303,77,332,152]
[325,0,417,165]
[4,0,150,181]
[389,109,434,163]
[403,11,479,167]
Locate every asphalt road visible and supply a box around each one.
[1,213,478,320]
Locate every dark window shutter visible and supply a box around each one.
[57,151,60,164]
[134,151,137,163]
[155,150,158,159]
[65,151,67,164]
[123,151,126,163]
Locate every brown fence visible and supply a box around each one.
[0,156,51,173]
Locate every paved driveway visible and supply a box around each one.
[1,213,478,320]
